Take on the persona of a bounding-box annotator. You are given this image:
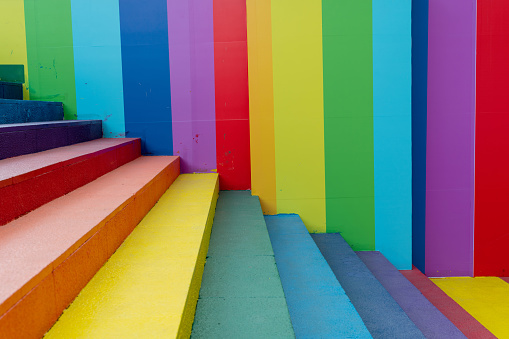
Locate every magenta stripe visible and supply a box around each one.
[425,0,476,276]
[168,0,216,173]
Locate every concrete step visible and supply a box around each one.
[0,99,63,124]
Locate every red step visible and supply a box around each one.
[0,138,141,226]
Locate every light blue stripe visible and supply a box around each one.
[373,0,412,269]
[71,0,125,137]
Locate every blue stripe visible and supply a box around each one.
[373,0,412,269]
[118,0,172,154]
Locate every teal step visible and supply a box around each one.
[191,191,294,338]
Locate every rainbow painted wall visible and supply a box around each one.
[1,0,508,276]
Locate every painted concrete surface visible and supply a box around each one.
[192,192,294,338]
[432,277,509,338]
[268,215,371,339]
[45,174,218,338]
[357,251,465,338]
[312,233,422,339]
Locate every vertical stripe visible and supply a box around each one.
[272,0,326,233]
[323,1,373,245]
[168,0,216,173]
[373,1,412,269]
[246,0,277,215]
[426,0,476,276]
[411,0,429,274]
[71,0,125,138]
[0,1,29,99]
[119,0,173,155]
[213,0,251,190]
[475,1,509,276]
[24,0,77,119]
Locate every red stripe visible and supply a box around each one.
[213,0,251,190]
[400,267,496,338]
[475,1,509,276]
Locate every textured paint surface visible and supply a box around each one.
[475,1,509,277]
[373,0,412,269]
[46,174,218,338]
[0,3,29,99]
[71,0,125,138]
[323,1,373,245]
[213,0,251,190]
[246,0,277,215]
[426,0,476,277]
[192,192,294,338]
[119,0,173,155]
[267,216,371,338]
[433,277,509,338]
[312,234,423,338]
[168,0,216,173]
[272,1,326,232]
[24,0,77,119]
[411,0,429,274]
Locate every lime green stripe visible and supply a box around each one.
[323,1,374,249]
[24,0,77,120]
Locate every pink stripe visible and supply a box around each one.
[168,0,216,173]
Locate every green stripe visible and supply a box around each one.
[24,0,77,120]
[323,0,374,250]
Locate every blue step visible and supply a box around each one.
[312,233,425,339]
[266,215,371,339]
[0,82,23,100]
[357,251,466,338]
[0,120,102,160]
[0,99,63,124]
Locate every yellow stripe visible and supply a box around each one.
[271,0,326,232]
[0,0,29,99]
[432,277,509,338]
[45,174,219,338]
[246,0,277,215]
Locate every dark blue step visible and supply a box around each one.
[312,233,425,339]
[0,82,23,100]
[357,251,466,339]
[0,99,63,124]
[266,215,371,338]
[0,120,102,160]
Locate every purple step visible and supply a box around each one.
[0,99,63,124]
[0,120,102,160]
[0,82,23,100]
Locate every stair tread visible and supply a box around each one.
[312,233,425,339]
[0,119,100,132]
[267,215,371,339]
[0,156,178,315]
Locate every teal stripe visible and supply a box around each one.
[71,0,125,137]
[323,0,374,250]
[373,1,412,269]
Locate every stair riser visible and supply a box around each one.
[0,82,23,100]
[0,157,180,339]
[0,140,141,226]
[0,100,63,125]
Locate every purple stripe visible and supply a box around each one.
[168,0,216,173]
[426,0,476,276]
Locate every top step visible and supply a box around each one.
[0,65,24,83]
[0,99,63,124]
[0,120,102,160]
[0,82,23,100]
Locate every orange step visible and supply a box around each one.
[0,156,180,339]
[0,138,141,226]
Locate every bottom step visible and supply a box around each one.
[45,174,219,338]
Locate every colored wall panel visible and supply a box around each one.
[272,0,326,233]
[246,0,277,215]
[24,0,77,119]
[168,0,216,173]
[0,1,29,99]
[71,0,125,138]
[119,0,173,155]
[426,0,476,276]
[323,1,373,246]
[373,1,412,269]
[475,1,509,277]
[411,0,429,274]
[213,0,251,190]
